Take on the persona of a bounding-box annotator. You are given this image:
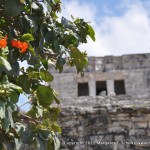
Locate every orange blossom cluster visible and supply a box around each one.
[0,37,28,53]
[11,39,28,53]
[0,36,7,48]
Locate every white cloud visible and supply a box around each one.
[61,0,96,23]
[61,0,150,56]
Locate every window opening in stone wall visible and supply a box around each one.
[114,80,126,95]
[96,81,107,95]
[78,82,89,96]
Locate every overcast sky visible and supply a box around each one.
[61,0,150,56]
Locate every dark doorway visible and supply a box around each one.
[78,82,89,96]
[114,80,126,95]
[96,81,107,95]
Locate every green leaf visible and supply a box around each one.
[31,79,39,91]
[41,58,48,70]
[15,138,22,150]
[54,39,60,53]
[0,56,12,71]
[38,130,51,141]
[6,83,23,93]
[4,0,24,16]
[28,106,43,118]
[21,33,34,41]
[53,135,60,150]
[28,71,40,80]
[87,24,95,41]
[13,123,26,149]
[1,46,9,56]
[47,140,54,150]
[70,46,88,73]
[36,134,47,150]
[45,31,54,43]
[54,0,60,4]
[24,15,38,32]
[7,107,13,127]
[21,128,35,145]
[28,55,41,67]
[13,122,25,133]
[27,108,36,118]
[36,85,54,108]
[36,106,43,117]
[28,43,36,56]
[49,107,60,122]
[1,75,9,84]
[40,69,54,82]
[54,95,60,104]
[10,62,20,76]
[44,0,52,12]
[66,33,79,46]
[0,101,5,119]
[10,90,19,103]
[18,74,30,93]
[2,107,13,132]
[56,57,66,73]
[39,30,44,52]
[1,76,22,93]
[51,123,61,133]
[61,17,75,30]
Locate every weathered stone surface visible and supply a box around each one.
[22,54,150,150]
[132,122,148,129]
[50,54,150,98]
[49,54,150,150]
[58,95,150,150]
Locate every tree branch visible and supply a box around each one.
[19,112,40,124]
[18,101,30,108]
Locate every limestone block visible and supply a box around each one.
[114,135,125,142]
[117,113,130,117]
[132,122,147,129]
[108,127,126,134]
[102,135,113,141]
[129,129,146,137]
[90,135,103,142]
[131,116,148,122]
[148,121,150,128]
[112,121,132,128]
[61,120,80,128]
[76,126,85,132]
[146,129,150,136]
[111,116,130,121]
[114,144,125,150]
[77,131,89,137]
[62,128,77,136]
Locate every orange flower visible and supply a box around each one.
[19,42,28,53]
[11,39,17,47]
[0,36,7,48]
[11,39,28,53]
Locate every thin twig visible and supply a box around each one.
[18,101,30,108]
[19,112,40,124]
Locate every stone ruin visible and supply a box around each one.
[49,53,150,150]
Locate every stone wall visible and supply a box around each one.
[50,53,150,98]
[49,53,150,73]
[51,68,150,98]
[59,95,150,150]
[49,53,150,149]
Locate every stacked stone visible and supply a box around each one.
[59,95,150,150]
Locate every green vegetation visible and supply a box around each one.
[0,0,95,149]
